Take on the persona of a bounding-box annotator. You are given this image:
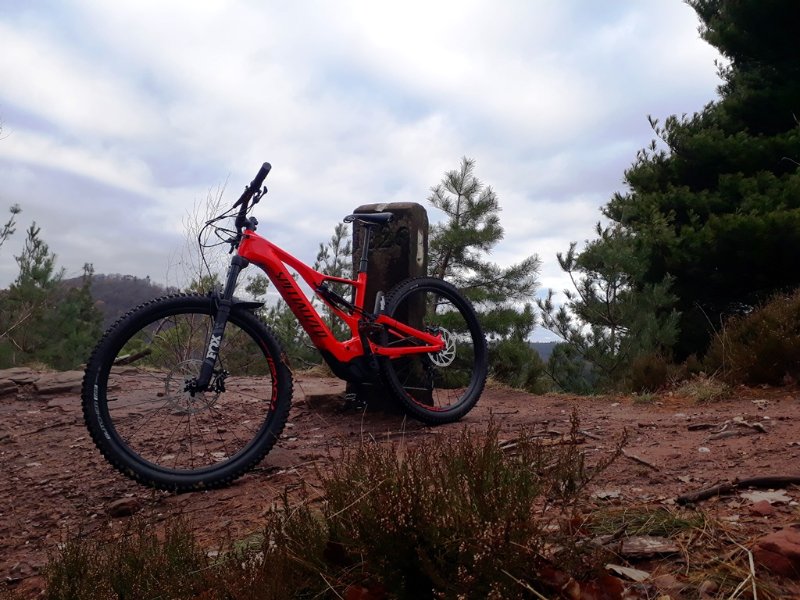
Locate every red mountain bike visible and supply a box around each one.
[82,163,488,491]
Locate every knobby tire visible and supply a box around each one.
[380,277,488,424]
[81,294,292,491]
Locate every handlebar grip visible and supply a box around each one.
[251,162,271,189]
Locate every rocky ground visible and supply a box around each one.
[2,367,800,598]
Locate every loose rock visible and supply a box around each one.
[750,499,776,516]
[753,525,800,579]
[0,380,17,398]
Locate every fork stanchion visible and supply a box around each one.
[347,202,428,412]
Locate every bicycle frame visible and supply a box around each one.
[236,227,445,381]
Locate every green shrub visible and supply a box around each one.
[546,343,597,394]
[706,289,800,385]
[489,338,548,392]
[626,352,674,393]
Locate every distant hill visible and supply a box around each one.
[530,341,558,361]
[63,274,179,328]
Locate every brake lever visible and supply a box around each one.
[252,185,268,205]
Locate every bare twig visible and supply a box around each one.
[318,572,344,600]
[17,419,79,437]
[578,429,602,440]
[687,422,715,431]
[622,449,658,470]
[677,475,800,505]
[327,479,386,520]
[0,310,33,336]
[501,569,550,600]
[113,349,153,366]
[707,418,767,440]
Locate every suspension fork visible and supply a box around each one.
[192,255,249,392]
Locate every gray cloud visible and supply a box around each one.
[0,1,721,341]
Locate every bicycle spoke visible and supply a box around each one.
[101,311,276,472]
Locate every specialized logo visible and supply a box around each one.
[275,271,329,341]
[206,334,222,359]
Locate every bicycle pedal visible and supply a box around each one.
[341,392,368,412]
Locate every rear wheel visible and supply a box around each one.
[81,294,292,491]
[380,277,487,424]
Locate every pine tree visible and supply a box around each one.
[428,158,540,331]
[428,158,545,391]
[0,223,64,365]
[550,0,800,364]
[313,222,352,340]
[41,263,103,370]
[0,226,102,369]
[538,224,679,392]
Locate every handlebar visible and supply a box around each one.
[234,162,271,231]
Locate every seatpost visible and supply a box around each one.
[359,225,374,273]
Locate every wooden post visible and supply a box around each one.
[346,202,428,411]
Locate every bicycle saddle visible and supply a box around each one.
[343,212,394,226]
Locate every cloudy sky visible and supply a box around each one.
[0,1,721,338]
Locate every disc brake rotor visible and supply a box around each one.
[429,328,457,367]
[165,359,220,415]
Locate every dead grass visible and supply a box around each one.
[673,373,732,403]
[588,505,706,538]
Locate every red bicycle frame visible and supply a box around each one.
[237,228,445,368]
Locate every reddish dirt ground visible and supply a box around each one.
[2,371,800,597]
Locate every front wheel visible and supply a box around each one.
[380,277,487,424]
[81,294,293,491]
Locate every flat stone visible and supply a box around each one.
[33,371,84,395]
[0,380,17,397]
[698,579,719,595]
[0,367,39,385]
[46,397,76,411]
[753,525,800,579]
[299,377,347,410]
[606,563,649,582]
